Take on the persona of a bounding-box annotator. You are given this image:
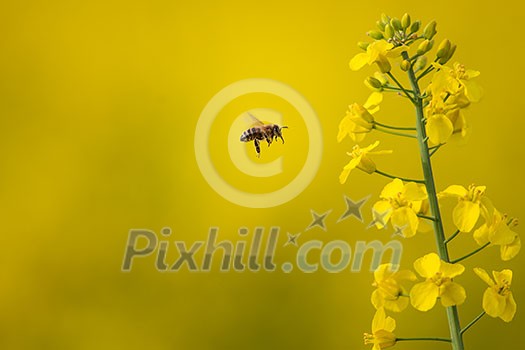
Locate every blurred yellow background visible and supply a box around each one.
[1,0,523,349]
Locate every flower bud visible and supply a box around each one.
[357,155,377,174]
[375,56,392,73]
[400,60,411,71]
[390,18,402,31]
[374,72,389,86]
[381,13,390,25]
[413,56,428,72]
[436,39,451,58]
[384,24,394,39]
[376,20,386,31]
[410,20,421,34]
[423,20,437,39]
[401,13,411,29]
[358,41,370,51]
[368,30,383,40]
[439,43,456,64]
[365,76,383,91]
[417,39,432,55]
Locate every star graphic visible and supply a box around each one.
[367,208,391,230]
[284,232,301,247]
[306,209,331,232]
[392,224,407,238]
[337,195,370,223]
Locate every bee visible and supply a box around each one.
[239,113,288,157]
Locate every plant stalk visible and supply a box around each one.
[402,51,464,350]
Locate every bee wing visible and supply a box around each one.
[246,112,265,127]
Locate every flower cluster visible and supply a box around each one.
[339,13,519,350]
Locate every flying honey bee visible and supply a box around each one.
[239,113,288,157]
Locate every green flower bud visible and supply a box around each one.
[436,39,451,58]
[384,24,394,39]
[365,76,383,91]
[376,20,386,31]
[410,20,421,34]
[368,30,383,40]
[400,60,411,71]
[439,43,456,64]
[358,41,370,51]
[390,18,402,31]
[401,13,411,29]
[423,20,437,39]
[413,56,428,72]
[381,13,390,25]
[417,39,431,55]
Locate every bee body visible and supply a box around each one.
[239,114,288,157]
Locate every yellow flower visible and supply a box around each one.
[410,253,466,311]
[371,263,417,312]
[350,40,405,73]
[474,268,516,322]
[364,308,397,350]
[439,184,487,232]
[338,92,383,143]
[430,62,482,103]
[424,94,470,145]
[372,179,428,237]
[340,141,392,184]
[474,208,521,261]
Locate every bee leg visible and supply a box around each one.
[254,139,261,157]
[266,135,272,147]
[280,135,285,144]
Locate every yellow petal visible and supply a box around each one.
[473,223,490,245]
[413,253,441,278]
[372,201,393,229]
[426,114,453,144]
[440,185,468,198]
[501,236,521,261]
[371,307,384,332]
[440,261,465,278]
[364,92,383,110]
[384,296,409,313]
[453,200,480,232]
[463,79,483,102]
[403,183,427,201]
[439,282,466,307]
[349,52,369,71]
[500,293,517,322]
[394,269,417,281]
[380,179,404,199]
[371,289,385,309]
[482,287,506,318]
[391,207,419,238]
[473,267,495,287]
[337,116,351,143]
[493,269,513,286]
[374,263,393,282]
[410,281,439,311]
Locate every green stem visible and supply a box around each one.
[397,337,452,343]
[374,121,416,131]
[403,51,464,350]
[374,169,426,184]
[451,242,491,264]
[386,72,415,103]
[461,312,486,335]
[416,65,435,81]
[418,214,437,221]
[430,144,444,157]
[374,125,417,138]
[444,229,461,244]
[384,86,415,94]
